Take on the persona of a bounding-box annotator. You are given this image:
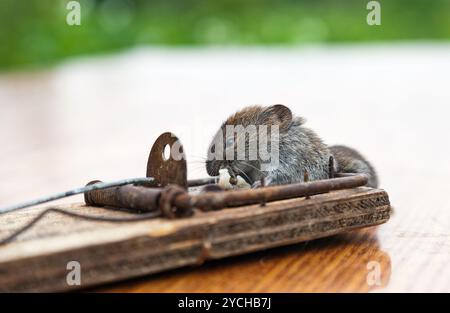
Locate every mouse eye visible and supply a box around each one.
[225,137,234,148]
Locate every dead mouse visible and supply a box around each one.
[205,104,378,188]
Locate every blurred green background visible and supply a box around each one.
[0,0,449,71]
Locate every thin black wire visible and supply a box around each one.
[0,177,158,245]
[0,177,155,215]
[0,207,162,245]
[0,176,220,245]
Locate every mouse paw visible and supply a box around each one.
[251,181,262,189]
[251,177,272,188]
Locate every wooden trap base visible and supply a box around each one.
[0,187,390,292]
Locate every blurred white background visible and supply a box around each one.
[1,44,449,203]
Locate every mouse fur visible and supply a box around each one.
[205,104,378,188]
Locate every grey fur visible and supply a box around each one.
[330,145,379,188]
[206,105,378,188]
[264,116,332,185]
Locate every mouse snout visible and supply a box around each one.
[205,160,220,176]
[206,159,233,177]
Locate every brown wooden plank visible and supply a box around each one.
[0,187,390,292]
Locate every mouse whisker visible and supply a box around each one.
[186,154,208,161]
[187,161,209,165]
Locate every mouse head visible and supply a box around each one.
[205,104,293,183]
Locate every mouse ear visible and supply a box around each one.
[262,104,293,130]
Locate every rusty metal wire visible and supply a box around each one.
[0,177,156,215]
[0,175,218,244]
[0,173,368,245]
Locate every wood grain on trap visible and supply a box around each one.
[0,188,389,292]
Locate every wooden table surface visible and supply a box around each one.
[1,45,449,292]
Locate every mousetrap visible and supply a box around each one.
[0,132,391,292]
